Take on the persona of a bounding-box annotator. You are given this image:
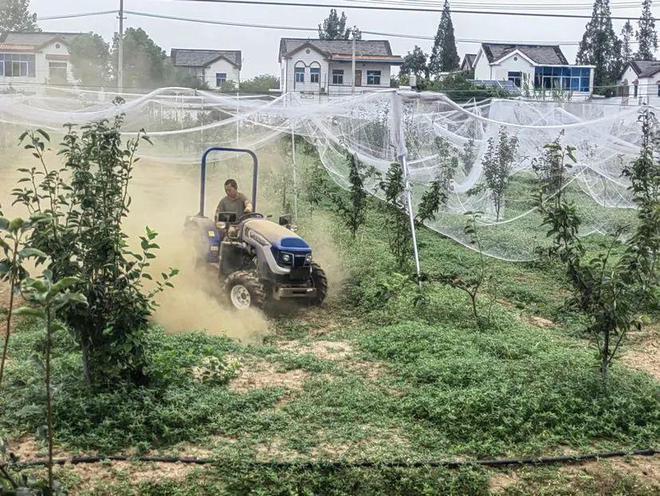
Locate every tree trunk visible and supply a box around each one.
[0,244,18,387]
[601,330,610,389]
[45,309,54,493]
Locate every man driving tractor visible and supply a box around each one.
[215,178,253,220]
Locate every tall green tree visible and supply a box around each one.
[400,45,429,79]
[111,28,202,89]
[112,28,168,89]
[0,0,39,33]
[428,0,460,76]
[576,0,623,94]
[621,20,634,64]
[318,9,360,40]
[69,32,111,87]
[636,0,658,61]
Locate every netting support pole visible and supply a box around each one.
[291,123,299,222]
[392,92,422,285]
[401,154,422,286]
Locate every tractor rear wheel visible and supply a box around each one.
[225,271,266,310]
[310,262,328,306]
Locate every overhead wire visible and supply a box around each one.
[37,9,640,46]
[166,0,658,21]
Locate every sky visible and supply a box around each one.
[30,0,656,79]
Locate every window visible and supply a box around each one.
[310,67,320,83]
[634,82,638,97]
[534,66,591,92]
[366,70,381,85]
[507,71,522,87]
[295,67,305,83]
[0,53,35,77]
[216,73,227,86]
[48,61,67,84]
[657,84,660,97]
[332,69,344,85]
[0,61,3,77]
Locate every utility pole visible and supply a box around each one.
[118,0,124,92]
[351,26,356,95]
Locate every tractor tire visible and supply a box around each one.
[310,262,328,306]
[225,271,266,310]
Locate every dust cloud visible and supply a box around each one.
[127,161,270,342]
[1,132,343,342]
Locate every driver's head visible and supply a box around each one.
[224,178,238,199]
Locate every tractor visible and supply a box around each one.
[185,147,328,310]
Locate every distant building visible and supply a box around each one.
[278,38,403,95]
[473,43,595,98]
[0,32,80,87]
[170,49,242,89]
[619,60,660,104]
[460,53,476,73]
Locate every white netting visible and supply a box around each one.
[0,85,649,261]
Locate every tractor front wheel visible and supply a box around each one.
[225,271,266,310]
[310,262,328,306]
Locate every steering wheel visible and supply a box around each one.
[239,212,264,222]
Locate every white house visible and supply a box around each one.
[170,49,242,89]
[278,38,403,95]
[619,60,660,105]
[460,53,476,73]
[0,32,79,88]
[473,43,595,98]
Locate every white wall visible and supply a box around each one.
[282,46,329,93]
[280,46,393,94]
[0,40,74,87]
[474,50,535,82]
[619,66,660,105]
[203,58,240,88]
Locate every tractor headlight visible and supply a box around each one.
[305,253,312,264]
[281,253,293,264]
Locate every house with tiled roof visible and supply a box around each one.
[460,53,476,73]
[619,60,660,104]
[473,43,595,98]
[0,32,81,87]
[278,38,403,95]
[171,48,242,89]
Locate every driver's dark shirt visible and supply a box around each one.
[215,193,248,219]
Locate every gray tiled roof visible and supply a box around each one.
[171,49,242,69]
[461,53,476,69]
[628,60,660,78]
[481,43,569,65]
[0,32,81,46]
[279,38,396,60]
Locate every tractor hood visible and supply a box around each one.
[243,219,310,252]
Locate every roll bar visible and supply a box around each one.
[199,147,259,217]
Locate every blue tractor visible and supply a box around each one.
[185,147,328,310]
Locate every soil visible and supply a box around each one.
[622,324,660,380]
[228,358,310,394]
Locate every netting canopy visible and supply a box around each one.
[0,86,649,261]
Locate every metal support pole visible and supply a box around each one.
[351,27,356,95]
[291,124,298,221]
[236,65,241,144]
[118,0,124,93]
[392,92,421,283]
[401,153,422,284]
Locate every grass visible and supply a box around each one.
[0,155,658,494]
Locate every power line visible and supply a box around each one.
[34,9,643,45]
[345,0,645,11]
[116,10,638,45]
[168,0,658,21]
[36,10,117,21]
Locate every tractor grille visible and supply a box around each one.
[293,255,308,268]
[289,267,311,281]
